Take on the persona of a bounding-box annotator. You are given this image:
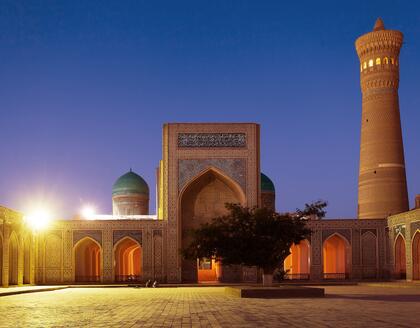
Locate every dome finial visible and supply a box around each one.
[373,17,385,31]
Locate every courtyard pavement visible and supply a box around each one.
[0,285,68,297]
[0,285,419,327]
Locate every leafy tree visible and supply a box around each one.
[182,201,327,286]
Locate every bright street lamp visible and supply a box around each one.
[24,207,52,231]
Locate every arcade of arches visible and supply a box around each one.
[1,208,420,287]
[0,221,34,287]
[114,237,142,282]
[180,169,245,282]
[283,236,354,280]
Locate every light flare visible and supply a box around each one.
[81,205,96,219]
[24,207,52,231]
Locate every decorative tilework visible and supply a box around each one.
[352,229,361,265]
[410,221,420,238]
[178,159,246,192]
[113,230,142,246]
[322,229,351,244]
[73,230,102,246]
[178,133,246,148]
[393,224,406,238]
[361,228,377,236]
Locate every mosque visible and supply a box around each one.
[1,19,419,287]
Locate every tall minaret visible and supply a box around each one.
[355,18,409,219]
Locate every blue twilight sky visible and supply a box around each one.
[0,0,419,219]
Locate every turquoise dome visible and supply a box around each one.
[261,173,275,193]
[112,170,149,196]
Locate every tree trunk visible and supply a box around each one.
[262,273,273,287]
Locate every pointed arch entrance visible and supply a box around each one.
[179,167,246,282]
[413,232,420,280]
[114,237,142,282]
[74,237,101,282]
[283,240,310,280]
[394,234,406,279]
[8,232,19,285]
[323,234,351,279]
[413,231,420,280]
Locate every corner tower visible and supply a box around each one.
[355,18,409,219]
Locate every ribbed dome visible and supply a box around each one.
[261,173,275,193]
[112,170,149,196]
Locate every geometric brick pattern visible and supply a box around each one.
[0,286,420,327]
[355,19,409,219]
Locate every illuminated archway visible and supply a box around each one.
[394,234,406,279]
[74,237,101,282]
[323,234,350,279]
[8,232,19,285]
[283,240,310,279]
[23,235,31,284]
[412,232,420,280]
[179,167,245,282]
[114,237,142,282]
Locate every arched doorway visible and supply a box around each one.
[114,237,142,282]
[74,238,101,282]
[413,232,420,280]
[323,234,350,279]
[283,240,310,280]
[180,168,246,282]
[23,235,31,284]
[394,234,406,279]
[8,232,19,285]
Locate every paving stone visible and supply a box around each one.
[0,286,419,327]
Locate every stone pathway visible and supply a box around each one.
[0,285,419,327]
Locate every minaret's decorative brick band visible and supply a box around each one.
[355,18,409,219]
